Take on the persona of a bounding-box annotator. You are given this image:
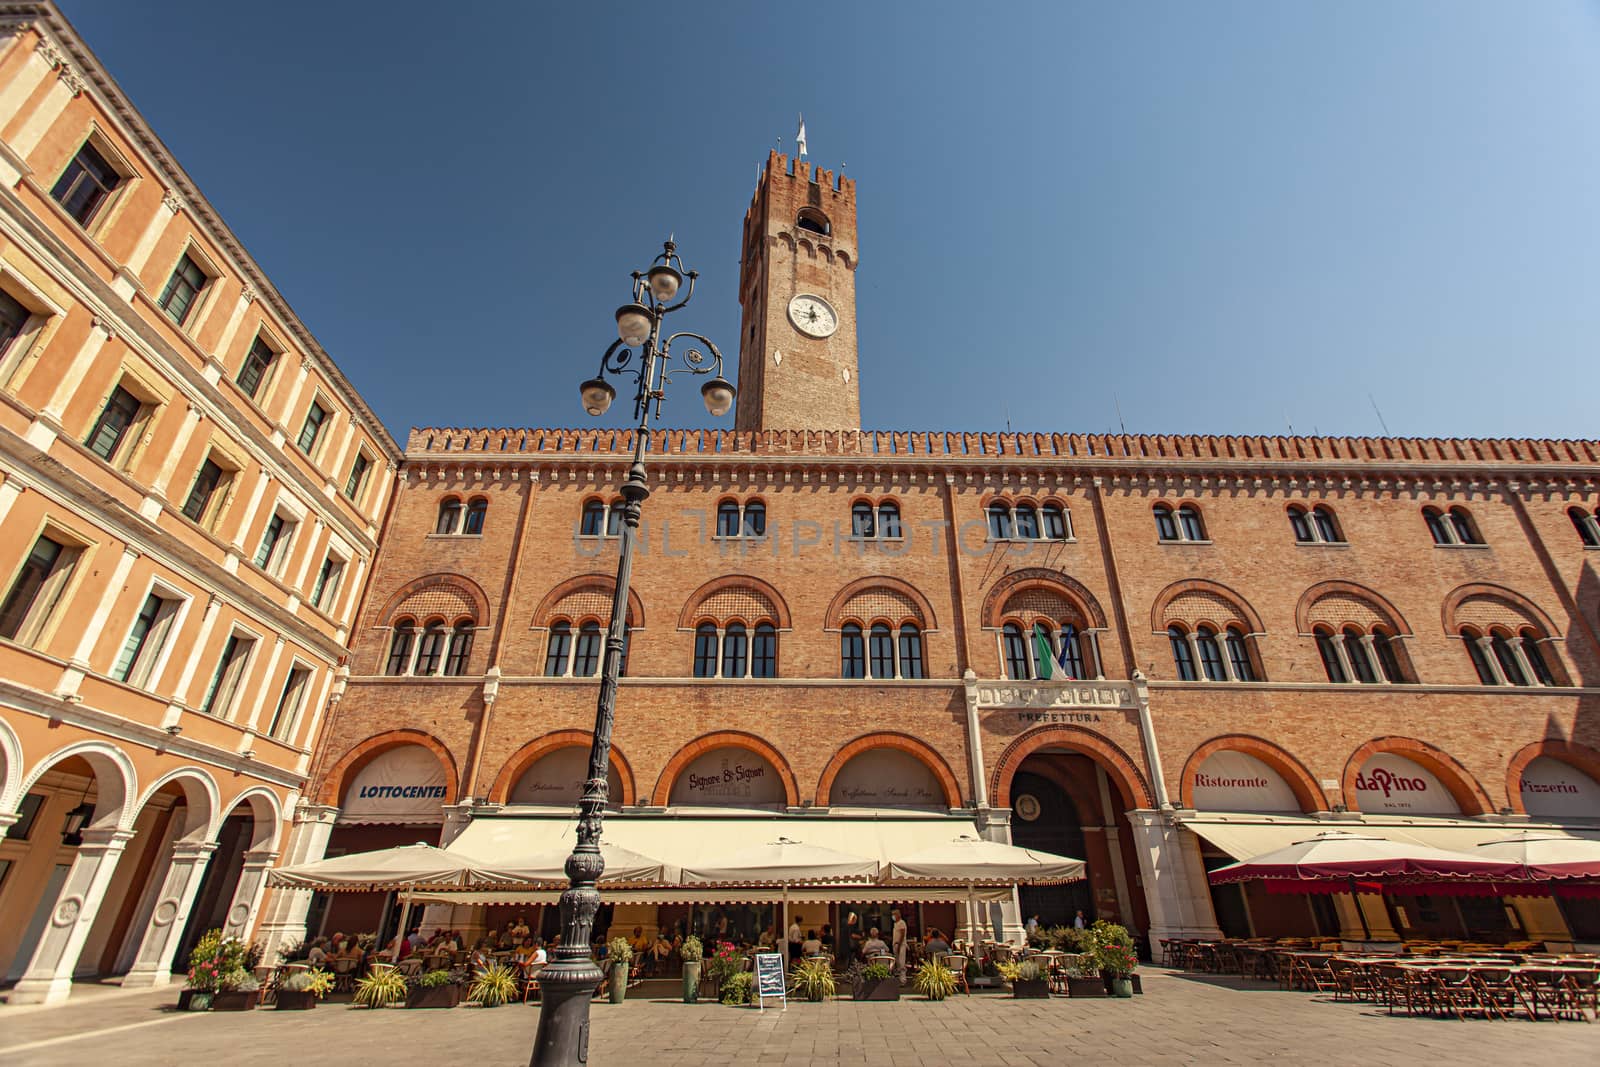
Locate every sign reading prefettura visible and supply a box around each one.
[755,952,787,1011]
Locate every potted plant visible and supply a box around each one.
[468,961,519,1007]
[180,929,249,1010]
[275,968,332,1010]
[1000,959,1051,998]
[1063,954,1105,998]
[406,968,462,1008]
[212,969,261,1011]
[788,957,835,1002]
[911,959,957,1001]
[354,966,408,1008]
[680,935,703,1004]
[1091,921,1140,997]
[704,941,744,1001]
[719,971,755,1006]
[606,937,633,1005]
[852,961,899,1001]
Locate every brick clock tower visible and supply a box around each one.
[734,150,860,431]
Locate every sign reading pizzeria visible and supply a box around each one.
[509,746,624,807]
[1189,750,1302,813]
[1518,757,1600,819]
[668,746,787,809]
[828,749,946,809]
[1351,753,1459,815]
[342,744,450,820]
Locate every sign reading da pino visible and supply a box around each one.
[1351,753,1459,815]
[1519,757,1600,818]
[1188,750,1302,813]
[667,747,787,809]
[341,745,449,820]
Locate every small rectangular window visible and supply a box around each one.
[200,632,255,717]
[311,556,344,609]
[112,591,180,687]
[298,400,327,454]
[254,512,295,572]
[0,289,31,357]
[268,665,311,739]
[3,792,45,840]
[0,534,81,644]
[50,141,122,226]
[236,336,277,400]
[85,385,143,463]
[181,458,227,523]
[157,254,210,327]
[344,452,371,502]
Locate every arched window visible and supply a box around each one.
[444,622,473,676]
[1059,624,1086,679]
[840,624,865,678]
[878,503,902,539]
[1449,507,1482,545]
[1372,631,1406,683]
[436,498,462,535]
[1178,505,1206,541]
[1461,627,1497,684]
[618,625,631,677]
[1168,625,1197,680]
[1288,505,1314,543]
[462,497,487,535]
[1195,625,1226,681]
[796,208,830,236]
[869,623,895,679]
[1314,626,1347,683]
[1153,504,1178,542]
[1491,632,1526,685]
[722,622,748,678]
[1343,625,1378,683]
[1029,622,1054,679]
[605,499,624,536]
[716,501,741,538]
[1041,504,1069,540]
[742,502,766,538]
[1521,628,1557,686]
[1312,506,1341,543]
[580,500,606,536]
[415,621,446,675]
[751,623,777,678]
[1014,505,1039,540]
[1001,623,1029,680]
[1569,507,1600,547]
[545,622,572,676]
[1224,626,1255,681]
[987,503,1013,540]
[693,623,718,678]
[1423,507,1451,545]
[852,502,876,538]
[898,624,925,679]
[386,621,416,676]
[572,621,603,676]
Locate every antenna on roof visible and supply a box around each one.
[1113,392,1127,434]
[1368,392,1392,435]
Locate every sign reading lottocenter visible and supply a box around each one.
[342,744,449,819]
[1351,753,1459,815]
[668,746,786,808]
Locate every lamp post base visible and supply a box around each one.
[531,957,605,1066]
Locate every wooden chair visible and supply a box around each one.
[521,963,543,1003]
[939,954,970,995]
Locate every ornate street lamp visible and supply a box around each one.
[532,239,733,1066]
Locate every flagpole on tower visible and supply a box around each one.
[796,113,807,158]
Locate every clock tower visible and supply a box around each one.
[734,150,860,431]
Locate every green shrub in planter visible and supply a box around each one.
[354,967,407,1008]
[720,971,755,1005]
[680,936,704,1003]
[407,969,463,1009]
[912,960,957,1001]
[276,971,325,1011]
[853,962,898,1001]
[468,962,519,1007]
[788,957,835,1002]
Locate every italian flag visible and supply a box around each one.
[1033,627,1066,681]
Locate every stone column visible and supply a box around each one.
[974,807,1024,944]
[1124,810,1223,943]
[254,806,337,961]
[122,841,217,987]
[9,827,136,1005]
[223,849,279,941]
[418,804,474,936]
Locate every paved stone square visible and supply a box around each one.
[1,968,1594,1066]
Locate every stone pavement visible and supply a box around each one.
[1,968,1594,1066]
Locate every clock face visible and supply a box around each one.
[787,294,838,338]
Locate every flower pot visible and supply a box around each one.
[852,977,900,1001]
[1011,979,1051,999]
[1108,976,1134,998]
[405,984,462,1009]
[274,990,318,1011]
[179,990,212,1011]
[682,960,702,1003]
[211,990,260,1011]
[1067,977,1107,998]
[609,962,628,1004]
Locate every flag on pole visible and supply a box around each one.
[1057,625,1078,680]
[1032,626,1056,680]
[796,114,807,158]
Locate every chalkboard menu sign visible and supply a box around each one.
[754,952,787,1010]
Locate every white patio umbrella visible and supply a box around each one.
[475,842,679,886]
[266,842,493,891]
[883,834,1086,945]
[1474,831,1600,881]
[680,837,879,885]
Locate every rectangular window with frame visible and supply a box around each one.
[50,141,123,227]
[200,632,255,717]
[84,385,143,464]
[297,399,327,454]
[236,336,277,400]
[310,555,344,610]
[0,533,82,645]
[181,457,231,525]
[254,512,295,573]
[157,254,211,327]
[0,289,31,357]
[344,451,371,502]
[3,792,45,840]
[112,591,181,687]
[267,664,312,740]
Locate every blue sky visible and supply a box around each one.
[58,1,1600,442]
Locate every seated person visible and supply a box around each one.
[306,938,328,965]
[924,928,951,959]
[801,930,823,957]
[862,927,890,959]
[529,938,548,967]
[819,924,834,950]
[513,938,537,964]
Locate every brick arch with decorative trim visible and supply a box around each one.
[981,568,1107,630]
[1340,736,1493,816]
[317,729,460,807]
[1178,734,1329,812]
[651,731,800,807]
[1150,579,1265,635]
[824,577,940,631]
[369,573,491,630]
[530,574,645,629]
[814,732,962,808]
[1440,582,1561,637]
[1505,739,1600,815]
[676,575,793,630]
[1294,580,1413,636]
[487,731,637,806]
[989,726,1154,810]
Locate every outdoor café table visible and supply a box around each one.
[1234,945,1276,981]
